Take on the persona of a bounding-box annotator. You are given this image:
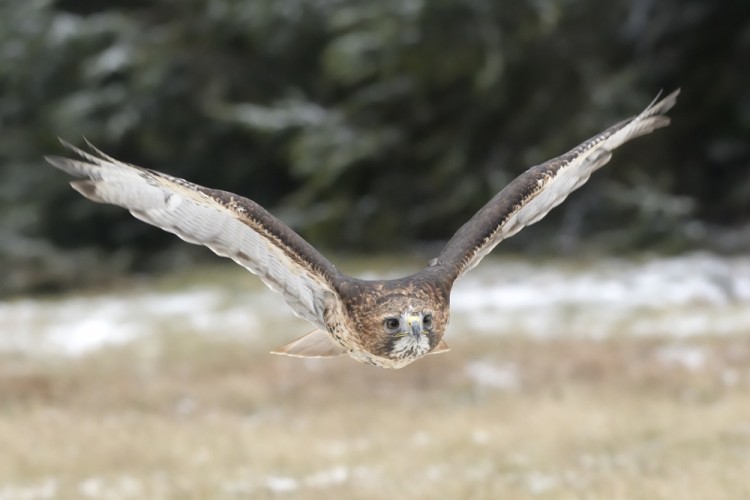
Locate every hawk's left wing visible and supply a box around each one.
[433,89,680,282]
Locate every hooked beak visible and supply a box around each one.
[406,315,422,339]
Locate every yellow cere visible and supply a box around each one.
[405,314,422,325]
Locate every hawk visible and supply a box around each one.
[46,89,679,369]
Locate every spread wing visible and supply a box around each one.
[433,89,680,282]
[45,141,343,329]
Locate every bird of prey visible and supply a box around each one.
[46,89,679,369]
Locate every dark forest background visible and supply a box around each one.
[1,0,748,296]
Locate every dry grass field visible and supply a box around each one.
[2,255,750,499]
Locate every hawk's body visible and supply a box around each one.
[46,90,679,369]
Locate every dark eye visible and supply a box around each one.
[384,317,401,332]
[423,314,433,329]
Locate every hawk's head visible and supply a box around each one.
[351,289,449,367]
[381,310,436,360]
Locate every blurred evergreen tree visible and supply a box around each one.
[0,0,748,293]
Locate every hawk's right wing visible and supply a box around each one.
[46,141,345,330]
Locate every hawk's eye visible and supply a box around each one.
[384,317,401,332]
[423,314,433,329]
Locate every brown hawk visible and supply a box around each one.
[46,89,679,369]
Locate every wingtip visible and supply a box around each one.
[57,137,78,152]
[648,87,681,115]
[44,154,82,177]
[56,137,94,161]
[43,154,60,165]
[82,136,100,153]
[661,87,681,104]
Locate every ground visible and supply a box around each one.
[1,254,749,499]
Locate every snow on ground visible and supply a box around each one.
[1,252,749,357]
[0,288,260,356]
[450,252,750,338]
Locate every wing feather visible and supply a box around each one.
[46,142,343,328]
[433,89,680,281]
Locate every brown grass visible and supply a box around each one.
[1,332,750,499]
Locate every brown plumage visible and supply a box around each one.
[45,89,679,369]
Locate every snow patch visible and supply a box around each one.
[265,476,298,493]
[305,465,349,488]
[0,288,257,356]
[450,253,750,338]
[2,253,750,357]
[78,476,141,499]
[655,345,707,371]
[0,478,57,500]
[465,361,520,391]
